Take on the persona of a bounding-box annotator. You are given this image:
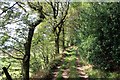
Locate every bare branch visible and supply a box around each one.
[51,2,57,19]
[7,46,24,55]
[17,2,27,12]
[1,49,23,60]
[0,2,18,16]
[56,2,59,17]
[46,1,57,19]
[53,2,70,32]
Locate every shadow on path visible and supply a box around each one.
[49,46,89,80]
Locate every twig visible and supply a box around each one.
[0,2,18,16]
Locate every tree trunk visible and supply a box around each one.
[62,27,65,51]
[55,34,60,54]
[22,27,35,80]
[23,57,29,80]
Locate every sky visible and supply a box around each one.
[0,0,120,2]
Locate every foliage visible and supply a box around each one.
[85,67,120,78]
[1,1,120,79]
[71,2,120,71]
[88,3,120,71]
[31,22,55,72]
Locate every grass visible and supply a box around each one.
[56,47,79,79]
[85,68,120,79]
[0,57,22,79]
[69,59,79,78]
[4,46,117,79]
[56,65,67,79]
[79,55,120,79]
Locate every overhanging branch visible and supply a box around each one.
[1,49,23,60]
[0,2,18,16]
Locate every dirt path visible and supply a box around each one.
[76,57,88,80]
[51,57,70,80]
[50,46,89,80]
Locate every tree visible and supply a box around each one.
[71,2,120,71]
[89,3,120,71]
[47,1,69,54]
[0,1,45,79]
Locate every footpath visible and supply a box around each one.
[50,46,88,80]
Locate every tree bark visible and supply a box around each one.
[62,27,65,51]
[23,27,35,80]
[2,67,12,80]
[50,2,69,55]
[55,34,60,54]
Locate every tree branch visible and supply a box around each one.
[53,2,69,32]
[46,1,58,19]
[0,2,18,16]
[8,46,24,55]
[17,2,27,12]
[27,2,44,27]
[1,49,23,60]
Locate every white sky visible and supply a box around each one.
[0,0,120,2]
